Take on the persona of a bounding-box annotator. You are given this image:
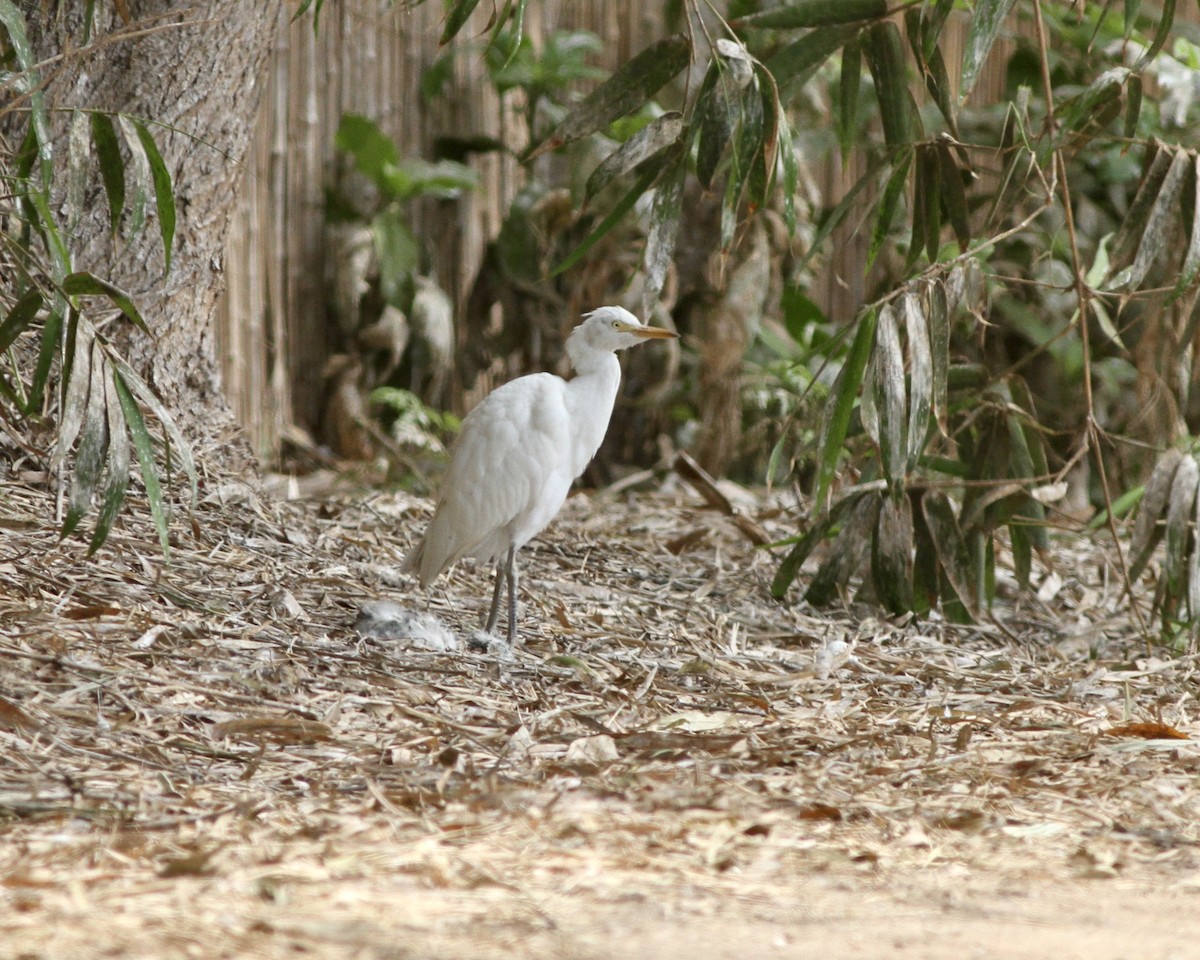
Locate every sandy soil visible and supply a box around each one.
[1,476,1197,959]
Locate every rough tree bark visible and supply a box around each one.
[32,2,282,461]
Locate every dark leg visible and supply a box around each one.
[506,545,519,646]
[484,556,507,634]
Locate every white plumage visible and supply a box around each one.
[405,306,676,644]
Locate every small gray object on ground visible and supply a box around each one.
[355,600,461,652]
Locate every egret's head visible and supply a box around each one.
[566,306,676,370]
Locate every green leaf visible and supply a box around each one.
[586,111,684,201]
[909,143,941,266]
[1111,146,1188,291]
[960,0,1018,102]
[0,0,52,189]
[89,365,132,554]
[873,494,914,614]
[733,0,886,30]
[767,23,862,92]
[372,207,420,307]
[113,369,170,557]
[868,152,911,269]
[28,306,62,413]
[91,112,126,235]
[873,304,907,487]
[0,289,43,355]
[926,281,950,434]
[1135,0,1175,70]
[838,37,862,162]
[771,489,869,598]
[67,110,91,235]
[62,272,150,335]
[133,122,176,273]
[1124,73,1143,139]
[1163,455,1199,605]
[336,113,400,187]
[529,36,690,158]
[1170,156,1200,302]
[643,149,686,313]
[865,21,920,147]
[901,293,932,471]
[440,0,483,46]
[814,308,877,507]
[552,159,665,277]
[117,115,150,241]
[1129,447,1183,581]
[55,313,94,467]
[110,356,198,505]
[777,106,800,233]
[697,69,734,191]
[63,341,109,540]
[806,492,880,606]
[922,489,979,620]
[936,139,971,251]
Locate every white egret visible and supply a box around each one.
[405,306,677,645]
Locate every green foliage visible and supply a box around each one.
[1,3,195,556]
[370,387,460,454]
[331,113,478,308]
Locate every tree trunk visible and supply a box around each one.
[34,2,282,461]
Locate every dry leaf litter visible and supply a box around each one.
[2,467,1199,958]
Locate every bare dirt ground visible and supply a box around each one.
[2,471,1199,960]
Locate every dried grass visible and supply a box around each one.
[2,470,1199,958]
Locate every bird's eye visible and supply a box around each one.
[612,320,620,329]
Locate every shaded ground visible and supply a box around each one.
[2,473,1198,959]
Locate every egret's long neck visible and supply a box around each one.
[564,351,622,476]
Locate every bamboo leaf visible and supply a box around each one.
[1129,447,1183,581]
[117,115,150,240]
[902,293,932,470]
[586,111,683,201]
[922,489,979,619]
[63,341,110,540]
[529,36,690,158]
[1164,455,1199,605]
[1112,146,1188,291]
[733,0,886,30]
[62,271,150,336]
[0,289,43,355]
[874,304,907,487]
[697,71,735,191]
[922,0,956,61]
[1190,476,1200,619]
[90,112,126,235]
[777,104,800,233]
[89,365,132,554]
[0,0,52,188]
[838,36,862,163]
[643,149,686,313]
[1124,73,1143,140]
[55,313,93,469]
[799,162,876,271]
[926,280,950,435]
[113,369,170,557]
[552,161,664,277]
[815,309,877,507]
[936,139,971,251]
[67,110,91,235]
[766,23,862,92]
[868,152,911,269]
[1109,142,1170,273]
[771,489,868,598]
[28,306,62,413]
[805,493,881,606]
[134,122,177,275]
[109,356,199,505]
[960,0,1018,102]
[440,0,483,45]
[1135,0,1175,70]
[865,21,919,147]
[1171,156,1200,302]
[873,494,914,614]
